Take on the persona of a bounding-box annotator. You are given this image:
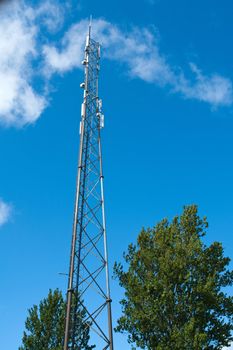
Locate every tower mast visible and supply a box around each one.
[63,23,114,350]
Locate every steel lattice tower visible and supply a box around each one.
[63,24,114,350]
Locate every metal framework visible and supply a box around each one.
[63,24,114,350]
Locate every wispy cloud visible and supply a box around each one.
[0,199,11,227]
[175,63,233,107]
[32,0,64,32]
[223,344,233,350]
[43,22,85,73]
[0,1,46,126]
[0,0,64,127]
[44,18,233,108]
[0,1,232,128]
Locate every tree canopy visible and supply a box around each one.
[19,289,94,350]
[114,205,233,349]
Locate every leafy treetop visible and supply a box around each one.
[114,205,233,350]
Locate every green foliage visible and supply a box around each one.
[114,205,233,349]
[19,289,94,350]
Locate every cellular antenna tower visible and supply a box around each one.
[63,22,114,350]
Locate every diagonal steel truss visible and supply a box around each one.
[63,25,114,350]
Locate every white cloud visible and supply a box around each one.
[0,1,48,126]
[175,63,233,107]
[0,1,232,128]
[43,22,85,73]
[44,19,173,85]
[0,199,11,227]
[93,21,173,85]
[44,18,233,108]
[31,0,64,32]
[223,345,233,350]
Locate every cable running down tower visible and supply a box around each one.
[63,24,114,350]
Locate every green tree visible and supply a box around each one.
[114,205,233,350]
[19,289,94,350]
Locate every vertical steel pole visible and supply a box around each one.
[99,136,114,350]
[63,58,88,350]
[64,116,85,350]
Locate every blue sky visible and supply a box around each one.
[0,0,233,349]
